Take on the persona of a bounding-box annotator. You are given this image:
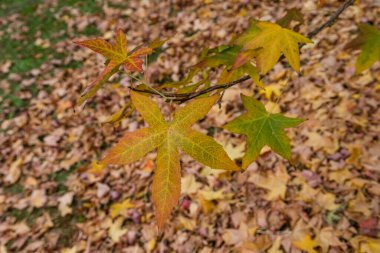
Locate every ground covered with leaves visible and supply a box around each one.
[0,0,380,252]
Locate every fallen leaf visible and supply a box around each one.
[109,217,127,243]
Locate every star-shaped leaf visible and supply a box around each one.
[74,29,153,105]
[224,94,304,168]
[239,21,312,74]
[345,24,380,74]
[101,91,239,229]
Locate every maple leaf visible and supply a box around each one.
[224,94,304,168]
[292,235,319,253]
[345,24,380,73]
[74,29,153,105]
[101,91,239,229]
[237,21,312,74]
[248,164,289,200]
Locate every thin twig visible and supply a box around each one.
[132,0,355,102]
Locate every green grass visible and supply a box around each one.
[0,0,103,119]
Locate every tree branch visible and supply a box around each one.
[131,0,355,102]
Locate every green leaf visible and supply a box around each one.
[224,94,304,168]
[345,24,380,73]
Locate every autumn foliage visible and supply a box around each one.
[74,7,380,233]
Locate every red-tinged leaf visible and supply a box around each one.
[149,37,169,50]
[123,57,144,72]
[74,38,123,60]
[232,48,261,70]
[75,29,154,104]
[130,47,153,57]
[101,91,239,229]
[101,127,166,165]
[77,60,120,106]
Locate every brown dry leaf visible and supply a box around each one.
[5,158,23,184]
[58,192,74,216]
[29,189,47,208]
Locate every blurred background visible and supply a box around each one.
[0,0,379,252]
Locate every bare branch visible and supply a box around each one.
[132,0,355,102]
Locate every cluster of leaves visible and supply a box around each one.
[74,10,380,229]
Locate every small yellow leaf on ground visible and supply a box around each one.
[248,165,289,200]
[292,235,319,253]
[87,160,106,176]
[348,190,372,217]
[108,217,127,243]
[60,246,77,253]
[110,199,135,218]
[268,236,283,253]
[351,236,380,253]
[315,227,343,253]
[181,174,201,195]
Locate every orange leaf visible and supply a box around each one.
[74,29,153,104]
[101,91,239,229]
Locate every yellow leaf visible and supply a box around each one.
[152,137,181,230]
[178,216,197,231]
[248,165,289,200]
[110,199,135,218]
[315,227,343,253]
[101,103,133,124]
[199,189,226,201]
[108,217,127,243]
[243,21,312,74]
[292,235,319,253]
[102,91,239,230]
[348,190,372,217]
[87,160,106,176]
[328,169,353,184]
[351,236,380,253]
[268,236,283,253]
[316,192,339,211]
[181,174,201,195]
[60,247,77,253]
